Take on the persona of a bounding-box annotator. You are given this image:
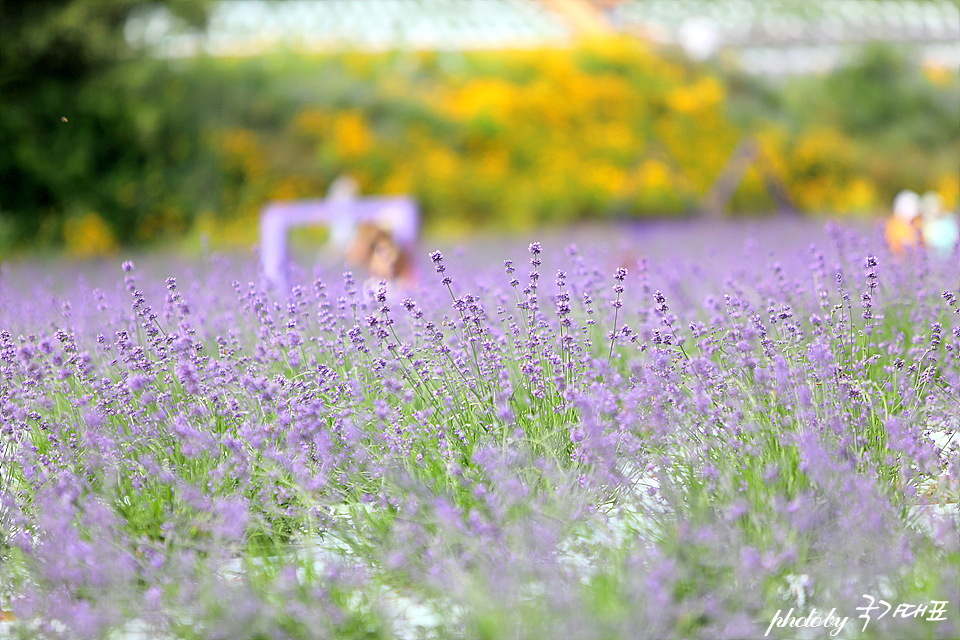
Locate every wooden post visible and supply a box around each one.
[700,136,797,217]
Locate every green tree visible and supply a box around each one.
[0,0,208,252]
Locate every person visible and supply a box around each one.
[259,174,419,290]
[884,190,922,255]
[345,220,415,286]
[327,175,418,288]
[919,191,959,260]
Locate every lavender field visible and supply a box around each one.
[0,219,957,640]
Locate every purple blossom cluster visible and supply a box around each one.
[0,221,957,639]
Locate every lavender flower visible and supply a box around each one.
[0,222,956,640]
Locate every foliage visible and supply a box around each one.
[197,41,959,250]
[770,43,960,214]
[785,44,960,149]
[2,29,958,255]
[0,0,210,253]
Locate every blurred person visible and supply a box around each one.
[920,191,959,260]
[260,174,419,290]
[327,174,418,295]
[345,221,415,293]
[326,175,417,281]
[885,189,922,255]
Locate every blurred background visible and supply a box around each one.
[1,0,958,259]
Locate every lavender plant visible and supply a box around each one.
[0,220,957,640]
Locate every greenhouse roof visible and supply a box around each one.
[125,0,960,74]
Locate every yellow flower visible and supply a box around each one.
[64,213,117,258]
[667,77,724,115]
[443,78,517,122]
[638,159,672,193]
[586,163,626,199]
[333,112,374,158]
[836,178,878,214]
[923,62,958,87]
[935,173,959,210]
